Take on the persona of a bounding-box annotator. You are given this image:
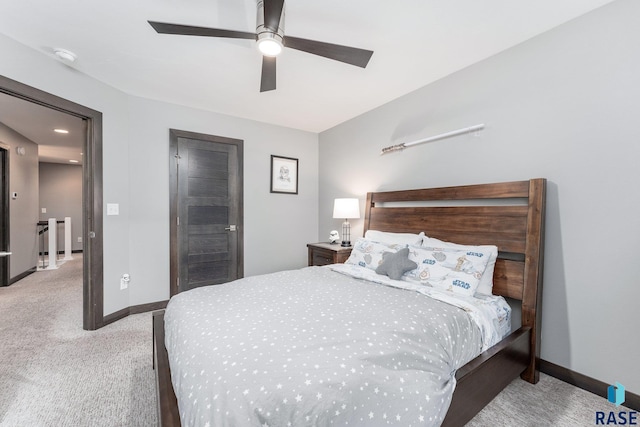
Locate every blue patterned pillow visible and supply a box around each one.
[422,237,498,295]
[403,245,491,297]
[345,238,406,271]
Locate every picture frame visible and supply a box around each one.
[270,155,298,194]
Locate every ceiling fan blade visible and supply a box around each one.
[263,0,285,32]
[260,56,277,92]
[284,36,373,68]
[148,21,256,40]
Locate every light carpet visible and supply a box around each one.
[0,255,612,426]
[467,371,612,426]
[0,255,156,427]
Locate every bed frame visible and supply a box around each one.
[153,178,546,426]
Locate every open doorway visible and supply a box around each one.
[0,75,103,330]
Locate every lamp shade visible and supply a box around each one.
[333,198,360,219]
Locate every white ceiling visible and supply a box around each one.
[0,92,85,165]
[0,0,615,136]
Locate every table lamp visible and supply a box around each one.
[332,198,360,247]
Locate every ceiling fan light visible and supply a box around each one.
[257,37,282,57]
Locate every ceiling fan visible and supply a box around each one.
[148,0,374,92]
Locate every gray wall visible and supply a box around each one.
[0,34,133,313]
[126,96,318,306]
[0,33,319,315]
[0,123,39,279]
[319,0,639,394]
[39,162,83,252]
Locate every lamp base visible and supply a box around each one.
[341,220,352,248]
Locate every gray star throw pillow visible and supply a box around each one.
[375,247,418,280]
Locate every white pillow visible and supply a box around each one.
[421,236,498,295]
[364,230,425,246]
[345,238,405,271]
[404,245,491,297]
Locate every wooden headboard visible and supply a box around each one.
[363,178,546,383]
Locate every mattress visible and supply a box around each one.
[164,265,511,427]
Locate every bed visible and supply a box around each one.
[153,178,546,426]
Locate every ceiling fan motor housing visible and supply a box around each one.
[256,0,285,56]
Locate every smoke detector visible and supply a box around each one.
[53,48,77,63]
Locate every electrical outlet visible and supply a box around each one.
[77,237,82,243]
[41,208,46,213]
[120,273,130,290]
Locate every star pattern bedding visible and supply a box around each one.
[164,265,510,427]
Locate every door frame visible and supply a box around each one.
[169,129,244,296]
[0,75,104,331]
[0,142,9,287]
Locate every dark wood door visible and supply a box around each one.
[0,144,9,287]
[170,129,243,295]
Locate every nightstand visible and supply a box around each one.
[307,242,353,266]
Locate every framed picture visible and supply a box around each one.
[270,155,298,194]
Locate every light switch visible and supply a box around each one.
[107,203,119,216]
[41,207,46,213]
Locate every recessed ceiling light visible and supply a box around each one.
[54,129,69,134]
[69,160,79,163]
[53,48,77,63]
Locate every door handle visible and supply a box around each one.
[0,252,11,257]
[225,225,237,232]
